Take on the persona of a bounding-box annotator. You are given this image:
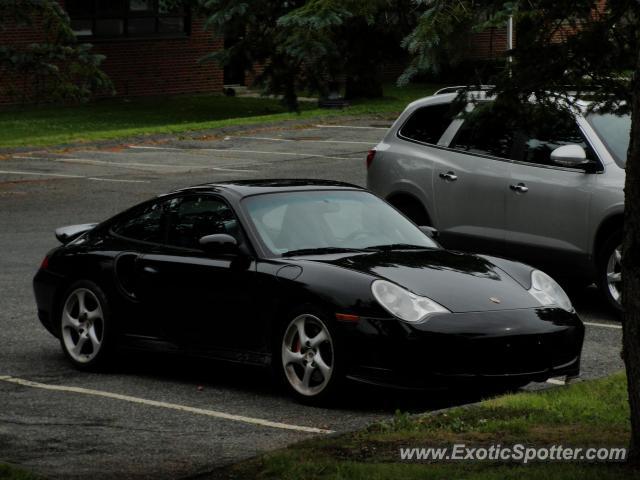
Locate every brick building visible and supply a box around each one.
[0,1,513,105]
[0,0,225,103]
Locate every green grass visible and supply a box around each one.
[0,464,39,480]
[218,372,636,480]
[0,83,441,149]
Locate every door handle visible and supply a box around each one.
[439,171,458,182]
[510,183,529,193]
[142,266,159,275]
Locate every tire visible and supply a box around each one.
[274,305,344,405]
[391,197,430,226]
[58,280,115,371]
[597,230,623,314]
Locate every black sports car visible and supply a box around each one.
[34,180,584,402]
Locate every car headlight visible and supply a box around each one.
[371,279,449,322]
[528,270,573,312]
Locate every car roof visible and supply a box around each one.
[407,87,592,111]
[173,179,365,198]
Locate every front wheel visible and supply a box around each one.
[276,308,343,404]
[597,231,623,314]
[59,280,115,370]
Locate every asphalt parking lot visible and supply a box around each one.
[0,117,624,479]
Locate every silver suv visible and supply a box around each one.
[366,89,629,311]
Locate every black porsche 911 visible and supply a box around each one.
[33,180,584,402]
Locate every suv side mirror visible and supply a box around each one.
[199,234,238,254]
[550,144,590,168]
[419,226,439,239]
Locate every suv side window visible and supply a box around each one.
[448,103,516,159]
[166,195,239,250]
[112,199,167,243]
[512,107,597,168]
[399,103,460,144]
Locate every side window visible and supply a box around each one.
[399,103,460,144]
[512,108,597,167]
[112,200,166,243]
[449,103,516,159]
[166,195,238,249]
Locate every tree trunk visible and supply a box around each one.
[623,44,640,465]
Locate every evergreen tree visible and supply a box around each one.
[200,0,414,110]
[0,0,112,104]
[404,0,640,463]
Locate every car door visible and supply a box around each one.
[108,197,173,338]
[136,194,264,360]
[505,108,601,274]
[432,103,514,255]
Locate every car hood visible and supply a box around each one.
[300,249,540,313]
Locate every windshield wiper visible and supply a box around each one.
[282,247,365,257]
[363,243,435,251]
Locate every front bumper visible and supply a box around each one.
[340,307,584,389]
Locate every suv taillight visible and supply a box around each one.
[40,256,49,270]
[366,149,376,168]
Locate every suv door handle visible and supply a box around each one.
[439,171,458,182]
[510,183,529,193]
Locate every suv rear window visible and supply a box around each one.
[399,103,459,144]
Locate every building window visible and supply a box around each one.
[66,0,189,39]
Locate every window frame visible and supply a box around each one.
[163,193,245,253]
[396,99,515,166]
[109,196,172,246]
[239,189,438,258]
[445,101,519,162]
[508,123,604,172]
[67,0,191,41]
[109,193,248,254]
[397,101,462,147]
[439,102,605,172]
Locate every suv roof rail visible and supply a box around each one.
[434,85,495,95]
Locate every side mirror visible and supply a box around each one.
[550,144,590,168]
[419,226,439,239]
[199,234,238,254]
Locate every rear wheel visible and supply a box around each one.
[389,196,430,226]
[59,280,115,370]
[276,307,343,404]
[597,230,623,314]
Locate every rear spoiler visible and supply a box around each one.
[55,223,97,244]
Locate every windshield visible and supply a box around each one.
[242,190,438,256]
[586,112,630,168]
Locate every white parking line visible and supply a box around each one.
[0,375,333,435]
[314,124,389,130]
[546,378,566,386]
[0,169,150,184]
[0,169,84,179]
[12,155,51,161]
[584,321,622,329]
[228,135,374,146]
[88,177,150,184]
[57,157,260,173]
[128,145,357,161]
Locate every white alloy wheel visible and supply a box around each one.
[281,314,334,397]
[606,244,622,306]
[61,288,105,363]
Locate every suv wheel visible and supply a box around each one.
[597,231,623,314]
[390,196,430,226]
